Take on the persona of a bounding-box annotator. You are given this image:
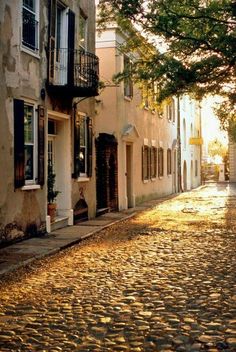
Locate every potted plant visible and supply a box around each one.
[47,162,60,222]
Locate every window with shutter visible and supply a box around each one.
[74,113,93,178]
[142,145,150,181]
[14,99,43,188]
[151,147,157,178]
[158,147,164,177]
[167,149,172,175]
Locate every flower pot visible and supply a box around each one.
[47,203,57,223]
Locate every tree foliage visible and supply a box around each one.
[98,0,236,137]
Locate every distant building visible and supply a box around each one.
[179,95,202,190]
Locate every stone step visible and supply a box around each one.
[50,216,69,232]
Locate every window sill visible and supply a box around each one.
[124,96,132,102]
[143,179,149,184]
[21,46,40,59]
[77,176,90,182]
[151,177,157,182]
[21,185,41,191]
[159,176,163,180]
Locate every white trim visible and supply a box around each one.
[159,141,163,148]
[77,177,90,182]
[151,140,156,147]
[48,110,70,120]
[21,46,40,59]
[21,185,41,191]
[144,138,149,146]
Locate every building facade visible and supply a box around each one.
[179,95,202,191]
[95,25,178,212]
[0,0,99,245]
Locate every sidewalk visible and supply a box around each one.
[0,195,175,278]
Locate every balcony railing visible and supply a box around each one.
[47,48,99,97]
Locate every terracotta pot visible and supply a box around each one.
[47,203,57,223]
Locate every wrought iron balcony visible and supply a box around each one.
[47,48,99,97]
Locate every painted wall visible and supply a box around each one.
[96,27,178,210]
[0,0,97,244]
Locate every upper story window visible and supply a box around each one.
[22,0,39,52]
[166,98,175,122]
[124,55,133,99]
[79,11,88,49]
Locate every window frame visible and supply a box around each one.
[24,102,38,185]
[22,0,39,53]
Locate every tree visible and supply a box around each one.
[98,0,236,136]
[208,138,227,159]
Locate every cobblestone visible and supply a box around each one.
[0,183,236,351]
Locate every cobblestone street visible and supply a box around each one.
[0,183,236,352]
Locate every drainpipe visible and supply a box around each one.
[177,95,183,192]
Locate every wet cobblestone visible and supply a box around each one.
[0,184,236,351]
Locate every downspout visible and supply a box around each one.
[177,95,183,192]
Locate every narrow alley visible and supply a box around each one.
[0,183,236,352]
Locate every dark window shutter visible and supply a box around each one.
[48,0,56,83]
[14,99,25,189]
[87,117,93,177]
[67,10,75,86]
[73,116,80,178]
[38,105,45,186]
[142,146,145,181]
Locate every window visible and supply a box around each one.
[167,149,172,175]
[195,160,198,177]
[143,85,149,109]
[22,0,39,51]
[79,11,87,49]
[150,147,157,178]
[166,99,175,122]
[74,113,93,178]
[24,104,37,182]
[142,146,149,181]
[124,55,133,98]
[14,99,44,188]
[158,147,164,177]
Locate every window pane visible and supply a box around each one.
[24,145,34,180]
[80,120,86,146]
[23,0,35,11]
[79,147,86,173]
[24,105,34,143]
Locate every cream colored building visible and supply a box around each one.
[229,140,236,182]
[179,95,202,190]
[0,0,98,244]
[95,25,178,212]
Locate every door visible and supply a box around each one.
[126,145,132,208]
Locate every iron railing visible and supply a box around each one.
[48,48,99,94]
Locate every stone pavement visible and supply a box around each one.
[0,183,236,352]
[0,194,174,278]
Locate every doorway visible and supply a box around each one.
[96,133,118,213]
